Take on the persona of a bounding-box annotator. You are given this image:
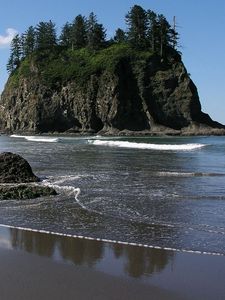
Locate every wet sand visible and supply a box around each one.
[0,226,225,300]
[0,247,184,300]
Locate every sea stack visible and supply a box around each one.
[0,50,224,136]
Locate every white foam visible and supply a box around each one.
[41,179,85,210]
[156,171,224,177]
[158,171,193,177]
[26,137,59,143]
[89,140,206,151]
[10,135,59,143]
[48,175,81,185]
[10,134,26,139]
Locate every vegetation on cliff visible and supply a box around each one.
[7,5,179,76]
[9,43,160,89]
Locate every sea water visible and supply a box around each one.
[0,134,225,255]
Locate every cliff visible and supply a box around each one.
[0,45,224,135]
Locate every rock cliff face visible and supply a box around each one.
[0,53,224,135]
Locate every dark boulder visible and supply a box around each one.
[0,152,57,199]
[0,152,38,183]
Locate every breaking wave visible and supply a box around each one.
[10,135,59,143]
[89,140,206,151]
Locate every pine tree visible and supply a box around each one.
[87,12,106,49]
[169,16,179,50]
[92,23,106,49]
[7,34,22,73]
[125,5,148,49]
[36,20,57,49]
[11,34,22,68]
[11,34,22,63]
[146,10,158,52]
[6,53,15,73]
[157,14,171,57]
[20,33,26,58]
[59,22,72,47]
[22,26,36,56]
[87,12,97,49]
[71,15,87,49]
[114,28,127,43]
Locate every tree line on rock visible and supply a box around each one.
[7,5,179,74]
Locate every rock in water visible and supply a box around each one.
[0,152,38,183]
[0,185,57,200]
[0,152,57,199]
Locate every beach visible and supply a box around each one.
[0,226,225,300]
[1,135,225,299]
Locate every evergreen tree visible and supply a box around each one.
[6,53,15,73]
[87,12,106,49]
[157,14,171,57]
[87,12,97,48]
[7,34,22,73]
[22,26,36,56]
[146,10,158,52]
[71,15,87,49]
[11,34,22,62]
[36,20,57,49]
[125,5,148,49]
[169,16,179,50]
[59,22,72,47]
[20,33,26,58]
[114,28,127,43]
[92,23,106,49]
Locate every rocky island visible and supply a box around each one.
[0,152,56,199]
[0,5,224,136]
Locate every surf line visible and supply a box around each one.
[88,140,207,151]
[10,135,59,143]
[0,223,224,257]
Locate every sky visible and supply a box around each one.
[1,0,225,124]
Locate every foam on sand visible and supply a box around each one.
[0,223,223,256]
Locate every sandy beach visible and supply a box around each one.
[0,226,224,300]
[0,248,183,300]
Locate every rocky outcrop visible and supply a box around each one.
[0,152,38,183]
[0,185,57,200]
[0,152,56,199]
[0,53,224,135]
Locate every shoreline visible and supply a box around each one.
[0,225,225,299]
[0,223,224,257]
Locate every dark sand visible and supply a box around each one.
[0,226,225,300]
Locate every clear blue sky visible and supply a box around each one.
[1,0,225,124]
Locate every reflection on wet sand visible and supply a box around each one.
[112,243,174,277]
[8,227,174,278]
[10,228,55,257]
[58,238,104,267]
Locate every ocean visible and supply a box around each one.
[1,134,225,256]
